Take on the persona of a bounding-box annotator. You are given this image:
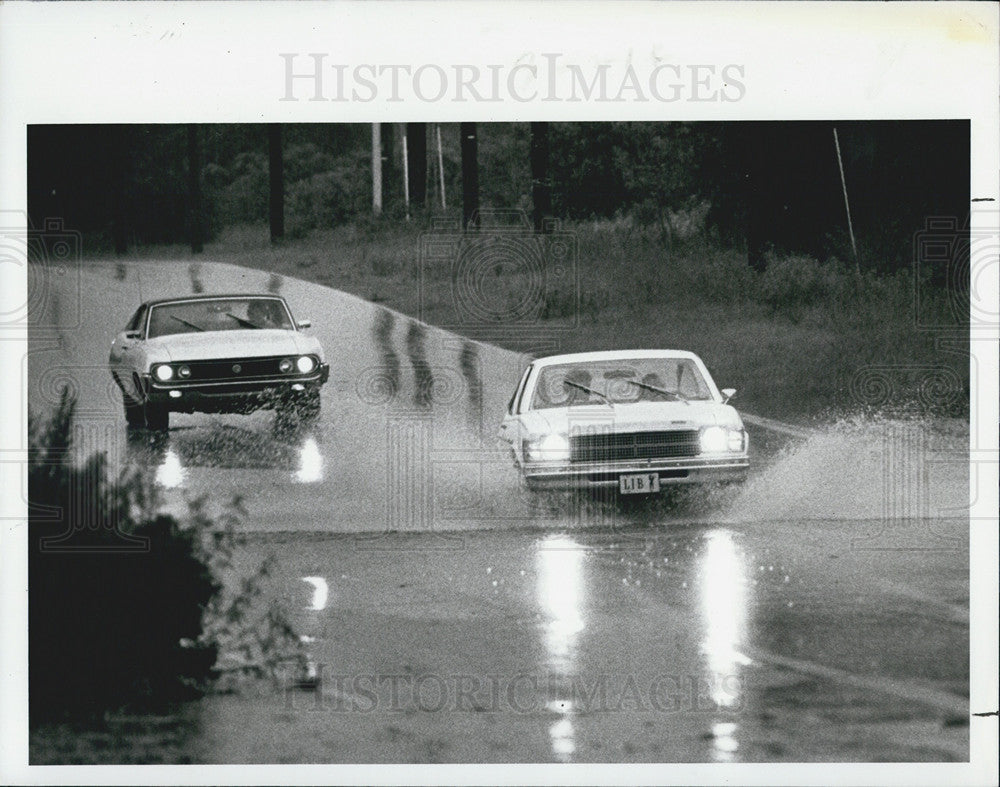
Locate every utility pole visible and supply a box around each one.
[833,126,859,274]
[371,123,382,217]
[402,130,410,222]
[436,124,447,210]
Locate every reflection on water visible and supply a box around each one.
[301,576,329,610]
[699,529,750,762]
[700,529,750,707]
[154,447,186,488]
[536,534,586,762]
[187,262,204,293]
[405,320,434,407]
[537,534,585,672]
[458,340,482,435]
[548,714,576,760]
[126,423,325,481]
[294,437,324,483]
[371,310,401,402]
[710,721,739,762]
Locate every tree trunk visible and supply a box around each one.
[743,122,769,271]
[187,125,203,254]
[268,124,284,242]
[406,123,427,212]
[460,122,479,231]
[110,125,129,256]
[530,122,552,233]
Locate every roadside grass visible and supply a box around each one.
[95,220,968,421]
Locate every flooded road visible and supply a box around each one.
[26,261,974,765]
[28,259,528,533]
[183,516,968,764]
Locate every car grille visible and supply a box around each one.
[570,430,700,463]
[176,356,293,381]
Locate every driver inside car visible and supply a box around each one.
[640,372,667,400]
[247,299,285,329]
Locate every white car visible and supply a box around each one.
[109,294,329,430]
[499,350,748,494]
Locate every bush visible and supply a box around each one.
[286,152,370,237]
[28,391,304,722]
[757,252,849,318]
[29,392,218,720]
[210,151,269,228]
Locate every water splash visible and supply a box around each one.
[722,416,968,523]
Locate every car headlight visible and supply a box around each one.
[296,355,316,374]
[177,365,191,379]
[700,426,746,454]
[153,364,174,382]
[525,433,570,462]
[279,358,294,373]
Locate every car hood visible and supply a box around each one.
[517,400,743,436]
[147,330,321,362]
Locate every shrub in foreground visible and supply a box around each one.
[28,391,305,722]
[28,392,219,720]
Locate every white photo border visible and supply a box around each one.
[1,2,997,785]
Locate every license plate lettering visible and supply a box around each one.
[619,473,661,494]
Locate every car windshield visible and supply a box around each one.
[529,358,713,410]
[147,298,292,338]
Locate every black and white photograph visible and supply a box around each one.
[1,2,997,785]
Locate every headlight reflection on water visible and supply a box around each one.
[536,534,586,762]
[294,437,324,483]
[548,714,576,760]
[699,529,751,762]
[537,534,586,672]
[699,529,751,708]
[155,448,185,489]
[301,576,329,611]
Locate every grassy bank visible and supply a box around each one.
[95,220,968,421]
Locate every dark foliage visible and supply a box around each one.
[28,391,219,721]
[26,121,968,276]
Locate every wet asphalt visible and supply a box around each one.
[26,260,972,763]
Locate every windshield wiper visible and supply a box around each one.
[170,315,205,332]
[563,379,613,407]
[625,379,689,405]
[226,312,260,329]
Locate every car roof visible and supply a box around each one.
[531,349,701,367]
[141,294,288,308]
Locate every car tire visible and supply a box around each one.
[124,399,145,429]
[143,401,169,431]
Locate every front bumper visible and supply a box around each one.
[522,454,749,490]
[145,363,329,413]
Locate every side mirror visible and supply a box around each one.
[720,388,736,404]
[296,320,312,330]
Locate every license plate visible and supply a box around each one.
[619,473,661,494]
